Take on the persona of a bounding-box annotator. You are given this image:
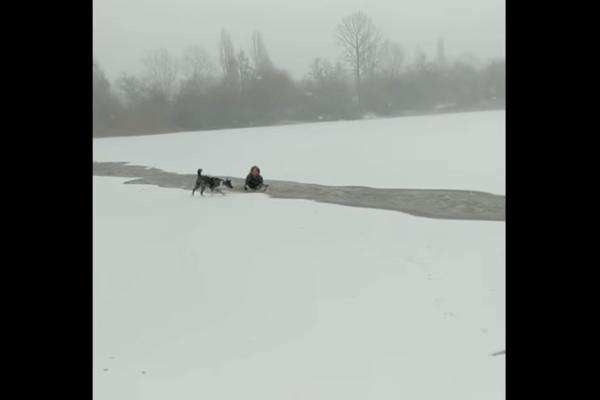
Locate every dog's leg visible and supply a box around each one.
[215,188,225,196]
[200,185,206,196]
[192,182,201,196]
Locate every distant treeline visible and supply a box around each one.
[93,12,505,137]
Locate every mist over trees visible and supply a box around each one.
[93,12,505,137]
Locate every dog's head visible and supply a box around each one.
[222,178,233,189]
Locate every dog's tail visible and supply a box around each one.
[197,168,202,176]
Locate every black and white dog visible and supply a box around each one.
[192,169,233,196]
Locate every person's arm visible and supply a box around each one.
[257,175,264,185]
[244,174,251,190]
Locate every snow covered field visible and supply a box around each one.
[93,110,505,195]
[93,176,505,399]
[94,111,505,399]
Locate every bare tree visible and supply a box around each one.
[455,52,482,69]
[218,29,240,88]
[435,39,447,68]
[142,49,179,100]
[378,40,405,77]
[237,50,253,90]
[115,73,146,107]
[307,58,333,83]
[93,60,110,96]
[335,11,381,105]
[413,46,428,71]
[251,30,273,73]
[181,46,214,82]
[93,60,120,134]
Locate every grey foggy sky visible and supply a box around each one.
[93,0,505,80]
